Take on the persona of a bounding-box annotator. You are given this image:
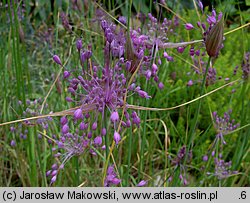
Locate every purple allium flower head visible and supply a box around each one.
[213,110,239,143]
[47,12,182,183]
[204,66,217,86]
[114,131,121,145]
[12,98,53,138]
[172,145,192,166]
[137,180,148,187]
[110,111,119,123]
[53,55,62,66]
[49,117,91,184]
[212,158,238,180]
[168,145,192,186]
[185,23,194,30]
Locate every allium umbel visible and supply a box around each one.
[212,110,239,144]
[48,12,176,184]
[207,158,238,180]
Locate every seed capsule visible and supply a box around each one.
[205,18,224,57]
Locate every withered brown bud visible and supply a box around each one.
[205,18,224,57]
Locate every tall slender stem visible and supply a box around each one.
[104,109,109,160]
[188,57,211,147]
[126,116,133,186]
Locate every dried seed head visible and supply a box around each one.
[205,17,224,57]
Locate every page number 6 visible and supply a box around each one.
[240,191,246,199]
